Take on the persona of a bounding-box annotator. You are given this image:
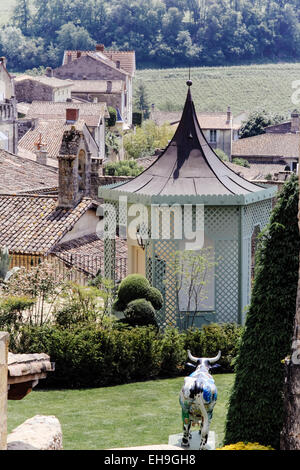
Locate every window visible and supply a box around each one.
[210,129,217,143]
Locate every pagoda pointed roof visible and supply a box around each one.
[100,82,277,204]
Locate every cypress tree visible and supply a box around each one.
[224,174,299,449]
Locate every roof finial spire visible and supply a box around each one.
[186,66,192,87]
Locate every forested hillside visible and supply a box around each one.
[1,0,300,72]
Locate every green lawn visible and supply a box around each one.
[7,374,234,450]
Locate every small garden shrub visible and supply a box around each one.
[145,287,164,311]
[124,299,157,327]
[117,274,151,305]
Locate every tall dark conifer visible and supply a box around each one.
[225,174,300,449]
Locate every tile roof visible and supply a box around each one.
[70,79,124,94]
[232,133,300,158]
[0,149,58,193]
[0,195,94,255]
[18,118,87,161]
[25,101,108,127]
[63,50,136,76]
[14,74,73,89]
[52,233,127,279]
[150,110,240,130]
[136,154,286,181]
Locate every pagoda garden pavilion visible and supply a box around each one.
[98,82,277,329]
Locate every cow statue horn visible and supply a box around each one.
[207,351,221,364]
[187,350,199,362]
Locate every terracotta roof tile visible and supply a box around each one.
[18,119,86,161]
[25,101,108,127]
[52,233,127,279]
[232,133,300,158]
[0,149,58,193]
[0,195,93,255]
[14,74,73,89]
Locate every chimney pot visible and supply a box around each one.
[76,51,82,59]
[291,109,300,133]
[96,44,105,52]
[66,108,79,123]
[226,106,232,124]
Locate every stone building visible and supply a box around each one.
[52,45,135,128]
[14,74,73,103]
[0,58,18,153]
[19,101,108,160]
[18,116,100,167]
[232,132,300,170]
[1,128,127,283]
[150,106,240,159]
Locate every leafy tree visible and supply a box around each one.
[134,82,151,120]
[12,0,31,35]
[239,110,285,139]
[56,22,96,52]
[224,174,300,449]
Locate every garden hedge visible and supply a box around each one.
[13,322,242,389]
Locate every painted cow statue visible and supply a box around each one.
[179,349,221,450]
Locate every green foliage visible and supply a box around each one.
[145,287,164,311]
[239,110,285,139]
[232,158,250,168]
[104,160,143,177]
[4,0,300,71]
[134,81,150,119]
[124,121,173,159]
[106,107,117,128]
[117,274,151,305]
[105,130,120,158]
[215,148,229,162]
[11,322,242,388]
[224,174,300,449]
[124,299,157,327]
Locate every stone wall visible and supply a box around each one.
[53,55,126,82]
[0,332,9,450]
[15,80,53,103]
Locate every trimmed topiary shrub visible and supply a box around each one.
[145,287,164,311]
[224,174,299,449]
[117,274,151,305]
[124,299,157,327]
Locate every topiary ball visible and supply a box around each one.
[146,287,164,311]
[124,298,158,327]
[111,298,126,314]
[117,274,151,305]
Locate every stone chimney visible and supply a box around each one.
[226,106,232,124]
[57,128,90,208]
[34,134,47,165]
[57,153,79,208]
[66,108,79,123]
[96,44,105,52]
[291,110,300,133]
[76,51,81,59]
[67,53,72,64]
[45,67,53,78]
